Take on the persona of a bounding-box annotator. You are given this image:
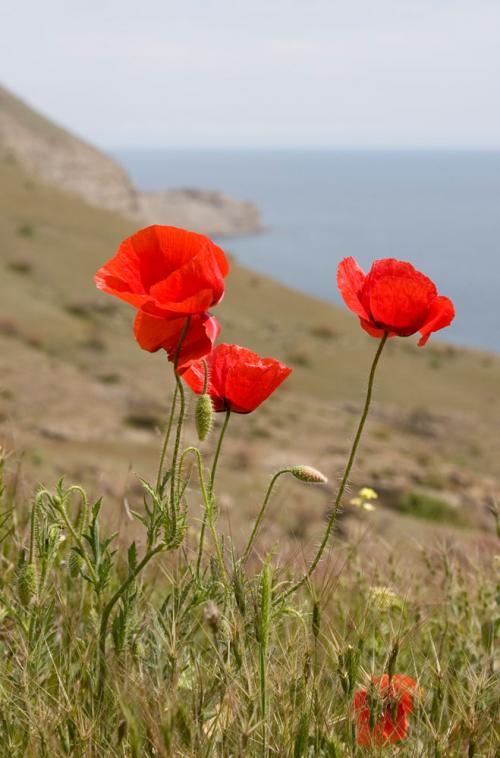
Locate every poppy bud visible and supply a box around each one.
[195,393,213,441]
[291,466,328,484]
[17,563,38,606]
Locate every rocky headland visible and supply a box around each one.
[0,83,261,237]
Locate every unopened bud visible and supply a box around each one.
[17,563,38,606]
[291,465,327,484]
[195,394,213,441]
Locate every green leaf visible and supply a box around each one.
[128,542,137,572]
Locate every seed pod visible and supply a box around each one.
[195,394,213,441]
[18,563,38,606]
[291,465,327,484]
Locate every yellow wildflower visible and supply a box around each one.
[360,487,378,500]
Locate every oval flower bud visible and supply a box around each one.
[291,466,328,484]
[195,393,214,441]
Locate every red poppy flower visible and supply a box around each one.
[337,257,454,346]
[353,674,419,747]
[134,311,220,370]
[182,343,292,413]
[95,225,229,319]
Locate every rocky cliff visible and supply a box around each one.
[0,84,260,236]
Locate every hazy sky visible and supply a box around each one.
[2,0,499,148]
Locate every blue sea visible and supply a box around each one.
[113,149,500,353]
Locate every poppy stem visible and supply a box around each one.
[195,408,231,578]
[155,384,178,493]
[169,317,191,521]
[283,331,388,600]
[210,408,231,492]
[183,446,229,589]
[242,469,291,564]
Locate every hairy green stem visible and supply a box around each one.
[283,332,388,599]
[196,409,231,577]
[210,408,231,492]
[242,469,291,564]
[155,384,178,493]
[38,487,97,587]
[182,447,229,588]
[202,359,209,394]
[169,317,191,524]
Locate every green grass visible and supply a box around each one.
[0,447,497,757]
[399,490,463,525]
[0,131,499,755]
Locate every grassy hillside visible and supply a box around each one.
[1,151,499,564]
[0,145,498,757]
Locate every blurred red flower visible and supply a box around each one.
[182,343,292,413]
[353,674,419,747]
[95,225,229,319]
[134,311,220,371]
[337,257,454,346]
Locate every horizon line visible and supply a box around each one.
[105,144,500,153]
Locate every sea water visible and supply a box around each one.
[113,148,500,353]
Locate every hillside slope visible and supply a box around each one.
[1,153,499,564]
[0,84,260,235]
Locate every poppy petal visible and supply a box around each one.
[149,246,226,315]
[381,705,408,743]
[359,318,391,339]
[353,674,418,747]
[95,225,229,317]
[95,226,186,303]
[365,259,437,333]
[182,344,292,414]
[224,354,292,413]
[182,359,225,411]
[337,257,370,320]
[418,296,455,346]
[134,311,220,369]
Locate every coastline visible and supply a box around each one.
[0,83,263,239]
